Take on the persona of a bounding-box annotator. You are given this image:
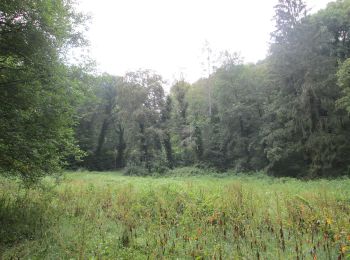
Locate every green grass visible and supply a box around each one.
[0,170,350,259]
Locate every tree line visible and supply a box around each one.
[2,0,350,182]
[72,0,350,178]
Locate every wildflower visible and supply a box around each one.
[334,234,341,241]
[340,245,347,254]
[325,218,332,225]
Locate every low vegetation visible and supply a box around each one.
[1,170,349,259]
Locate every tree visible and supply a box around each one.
[337,58,350,113]
[170,80,194,165]
[120,70,166,172]
[209,62,268,171]
[75,75,122,170]
[0,0,89,183]
[265,0,350,177]
[272,0,307,44]
[53,0,350,178]
[158,96,173,169]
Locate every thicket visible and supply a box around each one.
[0,0,89,184]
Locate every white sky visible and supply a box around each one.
[76,0,332,83]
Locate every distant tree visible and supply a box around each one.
[170,80,194,165]
[337,58,350,114]
[121,70,166,172]
[210,63,268,171]
[62,0,350,178]
[265,0,350,177]
[272,0,307,44]
[201,40,216,117]
[193,125,203,161]
[115,124,127,169]
[161,96,174,169]
[73,74,122,170]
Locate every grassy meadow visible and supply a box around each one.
[0,169,350,259]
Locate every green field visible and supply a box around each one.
[0,170,350,259]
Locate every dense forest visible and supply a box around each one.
[2,0,350,182]
[71,0,350,178]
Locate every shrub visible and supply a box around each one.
[123,165,149,176]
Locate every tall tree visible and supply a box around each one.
[121,70,166,171]
[0,0,88,183]
[337,58,350,113]
[265,0,350,177]
[272,0,307,44]
[160,96,174,169]
[170,80,194,165]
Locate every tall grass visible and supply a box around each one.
[0,170,349,259]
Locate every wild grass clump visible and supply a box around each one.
[166,167,212,177]
[123,165,149,176]
[0,172,349,259]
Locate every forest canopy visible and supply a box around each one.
[2,0,350,182]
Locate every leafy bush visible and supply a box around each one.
[166,167,207,177]
[123,165,149,176]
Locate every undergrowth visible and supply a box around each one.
[0,171,349,259]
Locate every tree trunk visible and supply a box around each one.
[115,125,126,168]
[95,119,109,156]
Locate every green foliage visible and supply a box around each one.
[73,74,122,171]
[123,165,149,176]
[3,0,350,258]
[337,58,350,113]
[166,166,213,177]
[70,0,350,178]
[0,0,89,183]
[73,0,350,178]
[1,172,349,258]
[74,71,169,173]
[193,125,204,161]
[263,0,350,177]
[7,0,350,179]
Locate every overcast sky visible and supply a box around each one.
[76,0,332,83]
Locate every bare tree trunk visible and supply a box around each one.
[95,119,109,156]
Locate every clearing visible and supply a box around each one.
[0,171,349,259]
